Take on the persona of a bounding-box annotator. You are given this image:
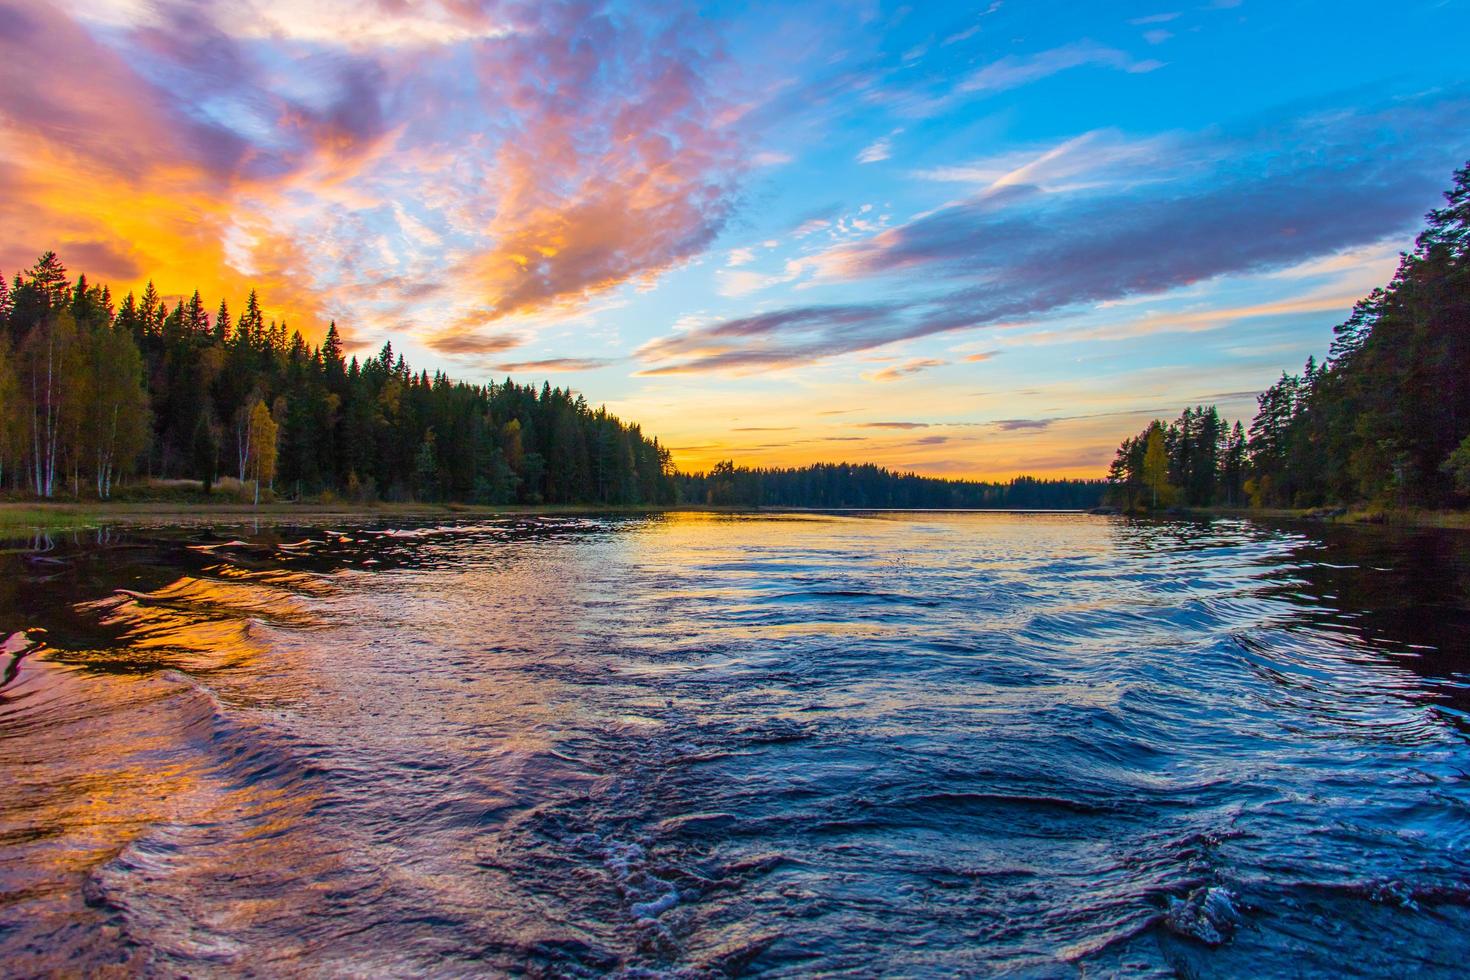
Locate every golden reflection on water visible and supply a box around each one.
[0,652,327,973]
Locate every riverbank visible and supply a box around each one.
[0,500,743,535]
[1180,505,1470,531]
[5,498,1467,535]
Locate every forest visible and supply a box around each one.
[0,253,1098,510]
[679,461,1105,510]
[1107,162,1470,512]
[0,254,677,505]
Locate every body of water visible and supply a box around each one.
[2,512,1468,976]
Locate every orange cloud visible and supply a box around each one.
[862,357,947,382]
[0,1,393,335]
[1,0,751,357]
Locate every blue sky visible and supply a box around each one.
[4,0,1468,476]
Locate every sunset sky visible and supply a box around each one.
[3,0,1467,478]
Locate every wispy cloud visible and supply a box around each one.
[454,2,745,322]
[943,2,1003,45]
[425,331,523,356]
[862,357,946,382]
[0,0,759,346]
[0,0,397,324]
[958,41,1163,94]
[715,260,808,297]
[492,357,616,373]
[636,94,1470,375]
[635,304,899,374]
[914,129,1168,193]
[857,136,893,163]
[1130,12,1181,25]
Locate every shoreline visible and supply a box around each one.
[0,500,743,534]
[3,499,1467,535]
[0,501,1096,533]
[1179,505,1470,531]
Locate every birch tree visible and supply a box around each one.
[0,335,19,488]
[236,395,261,481]
[19,311,79,497]
[247,399,278,505]
[86,325,149,499]
[1143,424,1170,510]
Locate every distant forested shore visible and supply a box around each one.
[678,462,1104,510]
[1107,162,1470,513]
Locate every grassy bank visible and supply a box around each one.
[0,498,741,535]
[1178,505,1470,531]
[1336,507,1470,530]
[5,496,1467,535]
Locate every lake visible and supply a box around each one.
[2,512,1467,976]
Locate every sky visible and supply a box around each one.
[2,0,1468,479]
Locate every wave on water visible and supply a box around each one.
[1,513,1468,975]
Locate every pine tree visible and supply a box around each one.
[139,281,162,337]
[214,298,230,344]
[414,429,438,501]
[184,290,209,336]
[0,253,689,504]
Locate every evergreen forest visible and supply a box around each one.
[0,257,676,506]
[1108,162,1470,512]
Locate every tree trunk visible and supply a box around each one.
[237,415,250,482]
[30,360,41,496]
[43,330,56,498]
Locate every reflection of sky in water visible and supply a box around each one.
[1,513,1468,975]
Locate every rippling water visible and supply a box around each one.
[2,512,1468,976]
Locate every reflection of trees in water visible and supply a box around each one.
[1,519,619,669]
[1257,523,1470,729]
[1103,516,1469,715]
[1284,525,1470,663]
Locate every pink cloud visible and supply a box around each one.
[456,1,745,321]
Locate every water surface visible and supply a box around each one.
[2,512,1468,976]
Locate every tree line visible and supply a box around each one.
[0,253,677,505]
[1107,161,1470,512]
[0,253,1100,511]
[680,461,1106,509]
[1106,406,1247,510]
